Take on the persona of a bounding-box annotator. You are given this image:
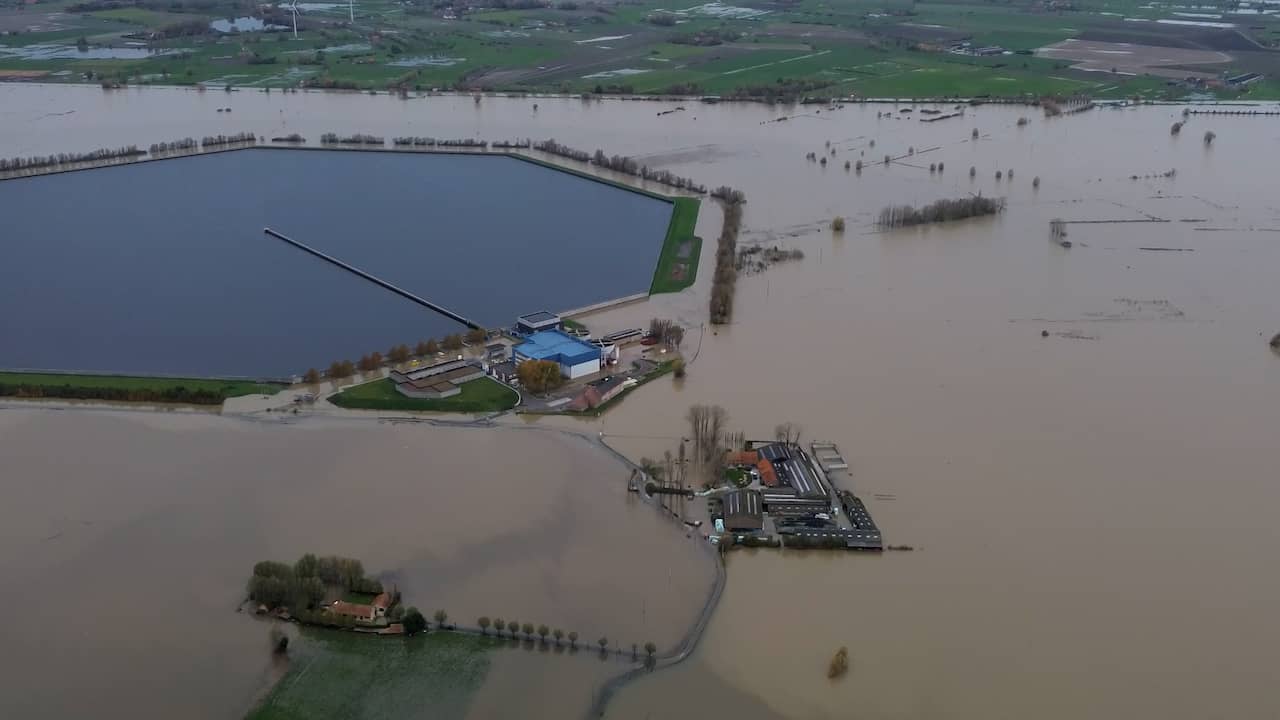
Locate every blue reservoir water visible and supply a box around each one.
[0,149,673,378]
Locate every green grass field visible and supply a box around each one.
[5,0,1278,99]
[248,629,496,720]
[650,197,702,295]
[329,376,518,413]
[0,371,283,398]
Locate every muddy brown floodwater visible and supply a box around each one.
[3,84,1280,719]
[0,409,707,719]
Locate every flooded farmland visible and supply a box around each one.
[0,409,708,719]
[2,84,1280,719]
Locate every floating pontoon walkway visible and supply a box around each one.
[264,227,480,329]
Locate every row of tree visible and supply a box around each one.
[531,138,707,193]
[0,145,144,172]
[150,138,198,154]
[877,195,1005,228]
[320,133,384,145]
[201,132,257,148]
[306,329,489,382]
[475,617,656,657]
[710,199,744,325]
[711,185,746,204]
[391,137,488,148]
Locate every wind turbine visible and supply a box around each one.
[348,0,354,23]
[289,0,299,39]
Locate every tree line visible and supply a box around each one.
[391,137,488,148]
[710,197,745,325]
[531,138,708,194]
[150,137,198,153]
[201,132,258,148]
[306,329,488,382]
[0,145,144,173]
[320,133,385,146]
[877,196,1005,228]
[477,617,656,659]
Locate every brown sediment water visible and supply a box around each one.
[0,409,707,718]
[3,85,1280,719]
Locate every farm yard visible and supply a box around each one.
[2,0,1279,98]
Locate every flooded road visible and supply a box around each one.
[2,84,1280,718]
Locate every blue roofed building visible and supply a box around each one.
[513,329,602,380]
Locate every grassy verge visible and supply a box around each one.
[329,376,517,413]
[248,629,496,720]
[0,371,283,405]
[562,318,586,332]
[650,197,702,295]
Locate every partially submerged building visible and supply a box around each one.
[389,358,485,399]
[723,489,763,531]
[566,374,633,411]
[513,328,602,379]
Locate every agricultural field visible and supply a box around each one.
[1,0,1278,98]
[247,629,497,720]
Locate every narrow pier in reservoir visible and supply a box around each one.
[263,227,480,330]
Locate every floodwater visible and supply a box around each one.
[0,408,708,719]
[0,148,671,377]
[209,17,287,33]
[2,84,1279,719]
[0,44,190,60]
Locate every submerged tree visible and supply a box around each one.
[878,196,1006,228]
[1204,130,1216,146]
[478,616,491,635]
[831,216,845,232]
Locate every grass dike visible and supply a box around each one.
[0,371,283,405]
[649,197,702,295]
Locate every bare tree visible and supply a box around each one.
[774,422,803,446]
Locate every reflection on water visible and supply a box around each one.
[2,85,1280,719]
[209,17,287,33]
[0,44,189,60]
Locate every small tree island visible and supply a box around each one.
[246,553,404,630]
